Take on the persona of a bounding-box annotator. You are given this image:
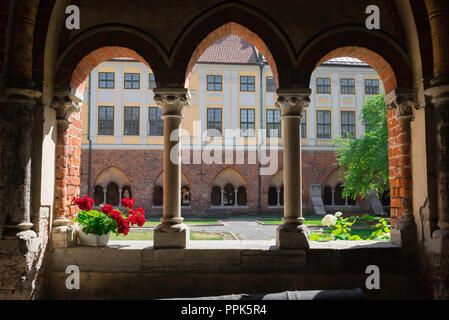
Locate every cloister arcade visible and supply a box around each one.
[0,0,448,299]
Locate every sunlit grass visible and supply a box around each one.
[110,230,234,241]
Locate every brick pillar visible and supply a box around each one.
[51,92,82,248]
[275,88,310,249]
[385,89,417,248]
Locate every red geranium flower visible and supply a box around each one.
[101,204,114,215]
[121,197,136,209]
[72,195,94,211]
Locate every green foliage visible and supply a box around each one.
[308,213,390,241]
[334,94,389,199]
[73,209,117,236]
[369,218,390,240]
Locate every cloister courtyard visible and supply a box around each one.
[1,0,449,301]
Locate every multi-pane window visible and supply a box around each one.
[341,78,355,94]
[124,73,140,89]
[124,107,140,136]
[98,72,115,89]
[207,75,222,91]
[149,73,156,89]
[341,111,356,138]
[148,107,163,136]
[240,109,255,137]
[98,106,114,135]
[316,78,331,94]
[207,108,222,134]
[266,109,281,138]
[301,110,307,138]
[240,76,255,92]
[365,79,379,95]
[316,110,331,139]
[266,76,275,92]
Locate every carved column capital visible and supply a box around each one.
[275,88,311,117]
[52,91,83,126]
[385,89,414,120]
[153,88,190,117]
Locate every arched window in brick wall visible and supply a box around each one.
[106,182,120,206]
[268,187,278,206]
[211,186,221,206]
[237,186,247,206]
[223,184,235,206]
[153,186,163,206]
[94,185,104,206]
[280,185,284,206]
[122,186,132,199]
[181,186,191,206]
[323,186,333,205]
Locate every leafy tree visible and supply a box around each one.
[334,94,389,199]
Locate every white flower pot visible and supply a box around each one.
[77,228,110,247]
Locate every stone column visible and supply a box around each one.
[277,190,281,207]
[153,88,190,249]
[234,190,238,207]
[275,88,311,249]
[2,88,41,239]
[331,190,335,206]
[103,190,107,204]
[119,189,122,204]
[221,189,225,206]
[426,80,449,235]
[385,89,416,247]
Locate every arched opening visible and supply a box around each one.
[122,186,132,200]
[334,184,346,206]
[211,186,222,206]
[181,186,191,206]
[106,182,120,206]
[237,186,247,206]
[268,187,278,207]
[279,185,284,206]
[153,186,163,207]
[93,185,104,206]
[210,167,247,208]
[153,171,191,207]
[223,183,235,206]
[323,186,333,206]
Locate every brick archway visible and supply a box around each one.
[54,29,166,95]
[185,22,279,87]
[299,30,413,94]
[316,47,398,94]
[173,3,295,88]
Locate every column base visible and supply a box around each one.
[153,223,190,249]
[390,216,417,252]
[276,224,310,249]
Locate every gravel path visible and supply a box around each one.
[190,219,279,240]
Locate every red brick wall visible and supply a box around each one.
[80,148,345,215]
[54,113,82,221]
[387,109,412,227]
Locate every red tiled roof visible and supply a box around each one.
[197,35,258,65]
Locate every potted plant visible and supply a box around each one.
[72,195,146,247]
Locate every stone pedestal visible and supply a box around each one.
[51,219,76,248]
[154,223,190,249]
[276,224,309,249]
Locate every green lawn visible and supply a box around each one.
[140,219,220,227]
[110,230,234,241]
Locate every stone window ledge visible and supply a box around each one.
[51,240,411,277]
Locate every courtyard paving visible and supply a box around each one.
[190,218,279,240]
